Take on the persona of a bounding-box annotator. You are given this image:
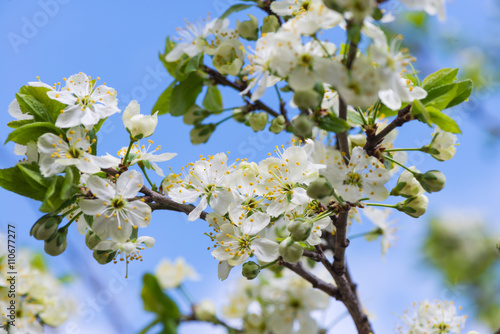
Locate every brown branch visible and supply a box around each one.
[494,328,500,334]
[140,186,208,221]
[280,259,341,300]
[363,104,413,157]
[202,65,282,120]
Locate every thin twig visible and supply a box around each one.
[280,259,341,300]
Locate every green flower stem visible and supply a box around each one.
[139,318,160,334]
[365,203,397,209]
[260,259,279,270]
[216,112,241,126]
[122,139,136,166]
[383,155,416,175]
[347,231,374,239]
[139,165,156,191]
[384,148,423,152]
[61,211,83,229]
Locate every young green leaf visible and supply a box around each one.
[5,122,61,145]
[203,85,223,113]
[422,68,458,91]
[141,273,181,321]
[169,73,204,117]
[317,113,350,133]
[427,106,462,134]
[220,4,253,20]
[153,81,177,116]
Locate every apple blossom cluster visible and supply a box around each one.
[0,242,72,333]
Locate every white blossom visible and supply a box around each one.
[155,257,200,289]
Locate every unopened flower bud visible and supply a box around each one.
[190,123,216,145]
[213,40,245,76]
[307,176,334,199]
[44,228,68,256]
[269,115,286,134]
[194,299,216,322]
[415,170,446,193]
[261,15,279,33]
[242,261,261,280]
[249,112,268,132]
[31,214,62,241]
[396,195,429,218]
[293,90,322,111]
[279,237,303,263]
[85,230,101,250]
[237,15,259,41]
[391,167,424,198]
[123,100,158,140]
[422,130,457,161]
[288,219,312,242]
[233,108,248,123]
[291,114,313,138]
[93,249,117,265]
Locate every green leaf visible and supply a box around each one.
[179,53,202,76]
[153,81,176,116]
[5,122,60,145]
[422,80,473,110]
[40,176,66,213]
[411,99,431,126]
[203,85,223,113]
[7,119,34,129]
[422,68,458,91]
[317,113,350,133]
[93,118,107,133]
[17,163,51,190]
[62,167,79,200]
[447,79,473,109]
[20,85,66,122]
[169,73,204,117]
[347,110,365,125]
[427,107,462,134]
[0,164,49,201]
[220,4,253,20]
[16,92,52,123]
[141,274,180,320]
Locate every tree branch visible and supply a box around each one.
[202,65,282,120]
[140,186,208,221]
[280,259,341,300]
[363,103,413,156]
[494,328,500,334]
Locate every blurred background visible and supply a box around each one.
[0,0,499,333]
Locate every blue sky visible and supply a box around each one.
[0,1,498,333]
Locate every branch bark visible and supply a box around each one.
[202,65,283,120]
[363,104,413,156]
[281,259,341,300]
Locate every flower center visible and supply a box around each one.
[77,94,93,108]
[69,146,82,158]
[111,197,126,209]
[345,172,363,188]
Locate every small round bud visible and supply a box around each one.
[190,123,216,145]
[237,15,259,41]
[233,108,248,123]
[291,114,313,138]
[31,214,62,241]
[288,220,312,242]
[44,228,68,256]
[395,195,429,218]
[390,167,424,198]
[293,90,322,111]
[242,261,261,280]
[307,176,334,199]
[93,250,117,265]
[415,170,446,193]
[269,115,286,134]
[261,15,279,33]
[278,237,303,263]
[194,299,216,322]
[249,112,269,132]
[85,230,101,250]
